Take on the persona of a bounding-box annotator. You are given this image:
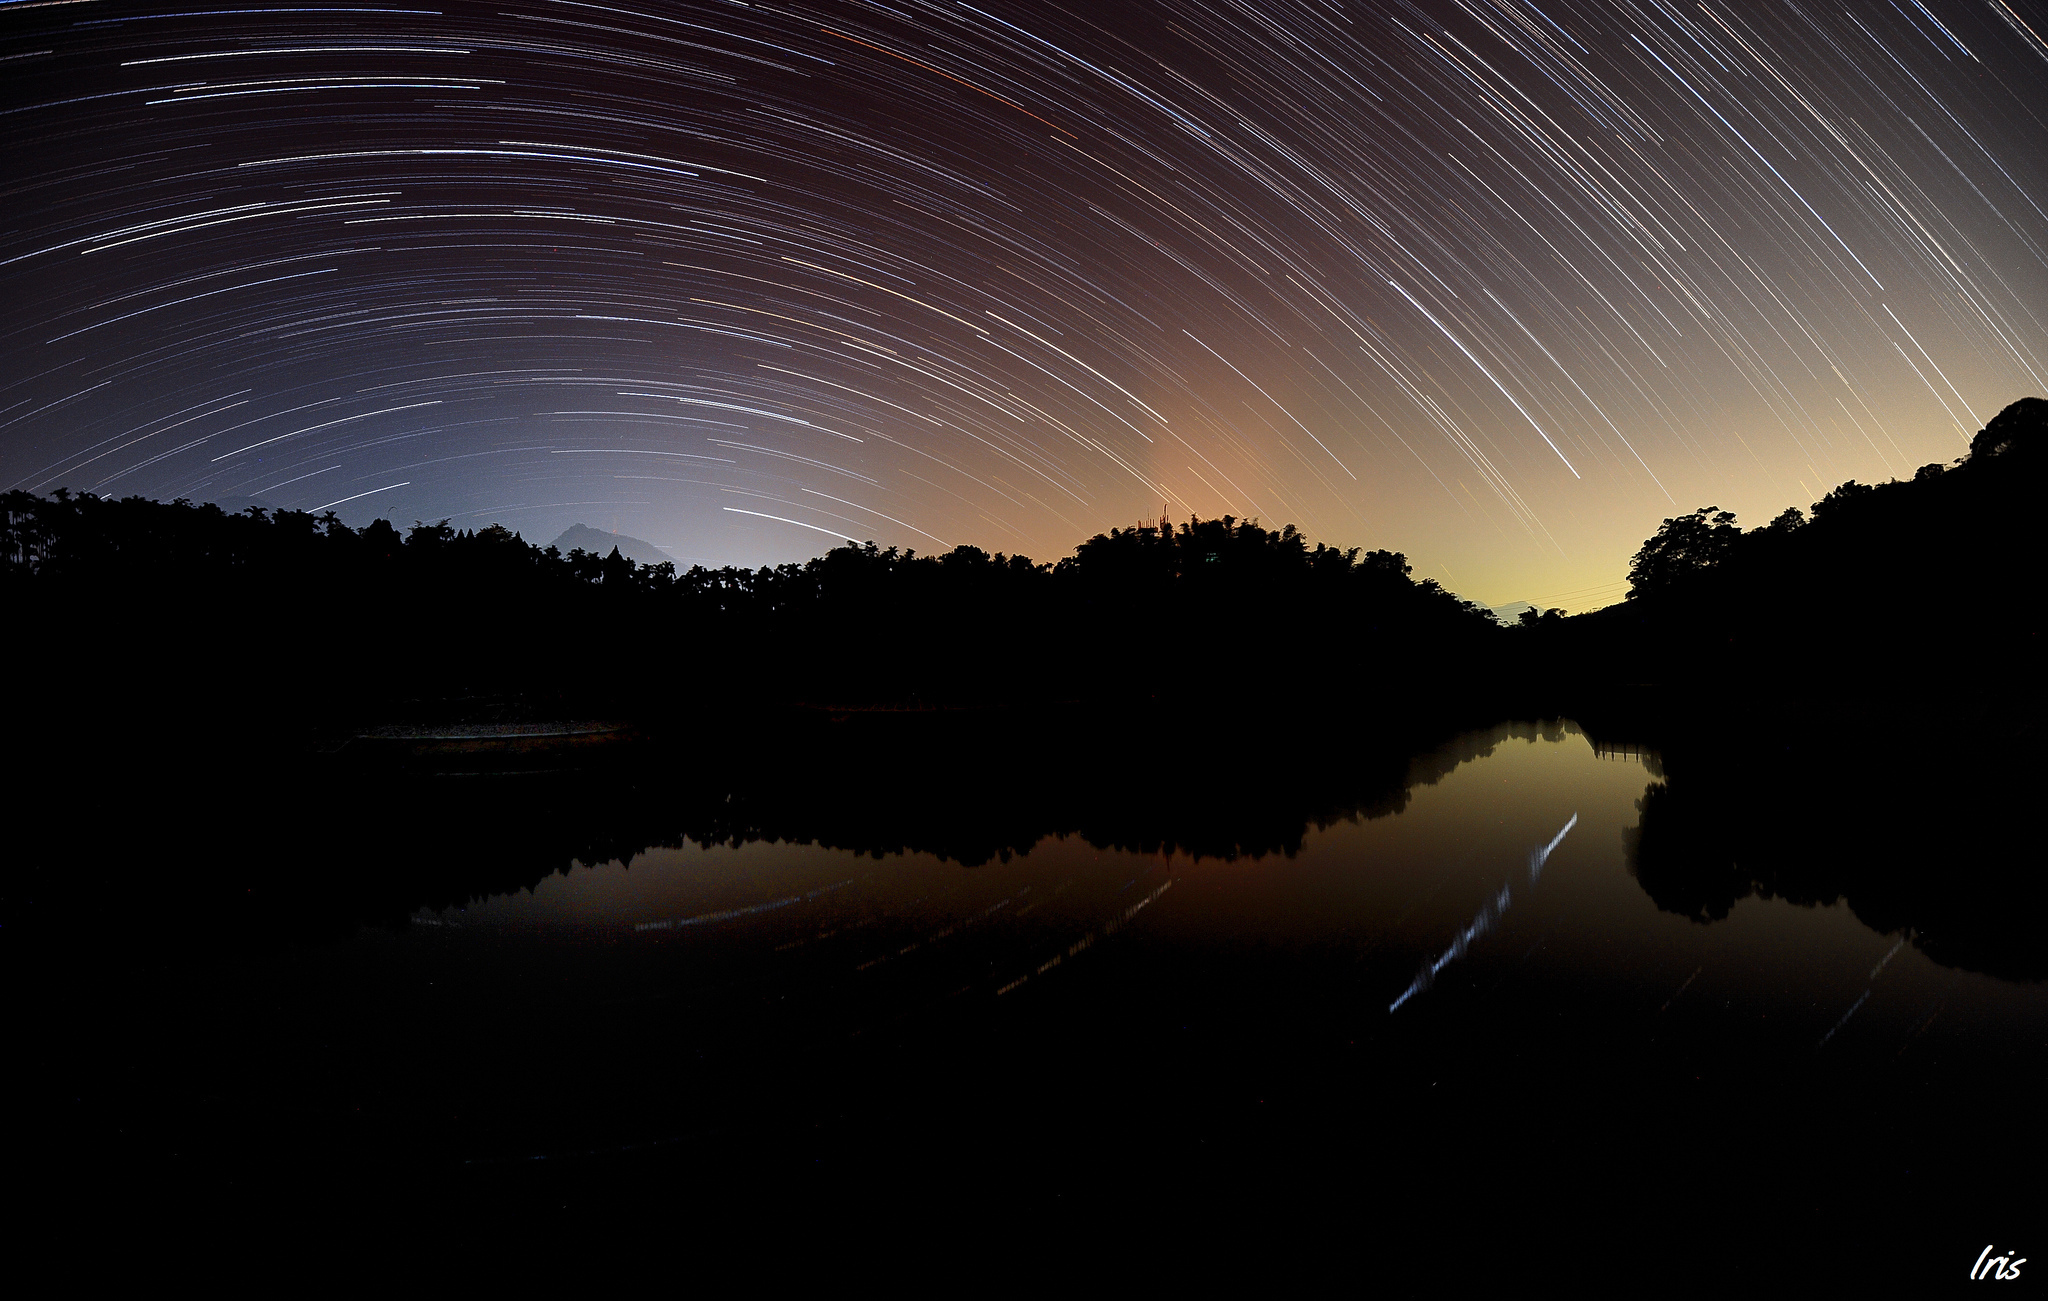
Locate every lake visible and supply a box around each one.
[17,716,2039,1282]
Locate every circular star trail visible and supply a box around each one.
[4,0,2045,604]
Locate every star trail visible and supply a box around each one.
[4,0,2045,605]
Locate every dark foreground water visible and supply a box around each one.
[15,717,2041,1284]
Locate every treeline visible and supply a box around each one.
[1521,396,2043,722]
[1,490,1501,730]
[6,396,2040,735]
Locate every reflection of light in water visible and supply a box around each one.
[997,879,1174,996]
[1895,1002,1942,1060]
[1529,812,1578,883]
[1816,989,1870,1050]
[1657,966,1703,1016]
[855,885,1033,971]
[633,878,852,932]
[1817,932,1909,1049]
[1391,813,1576,1013]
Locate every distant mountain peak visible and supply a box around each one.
[547,523,673,568]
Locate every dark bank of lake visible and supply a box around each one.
[13,716,2040,1283]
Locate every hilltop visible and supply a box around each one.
[547,523,674,569]
[1514,396,2044,729]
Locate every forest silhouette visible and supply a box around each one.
[2,397,2041,976]
[1516,395,2043,721]
[2,491,1504,730]
[9,411,2039,1301]
[4,398,2039,731]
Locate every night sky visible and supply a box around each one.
[5,1,2045,607]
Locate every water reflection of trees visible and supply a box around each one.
[697,715,1571,869]
[1620,723,2041,982]
[4,713,1568,949]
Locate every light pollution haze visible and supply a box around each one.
[4,0,2046,609]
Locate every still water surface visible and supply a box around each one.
[81,719,2039,1277]
[415,719,2030,1069]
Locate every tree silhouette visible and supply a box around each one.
[1514,393,2044,723]
[1,488,1518,724]
[1626,506,1740,598]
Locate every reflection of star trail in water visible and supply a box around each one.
[1528,812,1577,882]
[1815,935,1909,1049]
[1815,988,1871,1050]
[997,878,1174,996]
[855,884,1030,971]
[4,3,2047,602]
[1389,881,1513,1013]
[1391,812,1574,1012]
[632,877,852,931]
